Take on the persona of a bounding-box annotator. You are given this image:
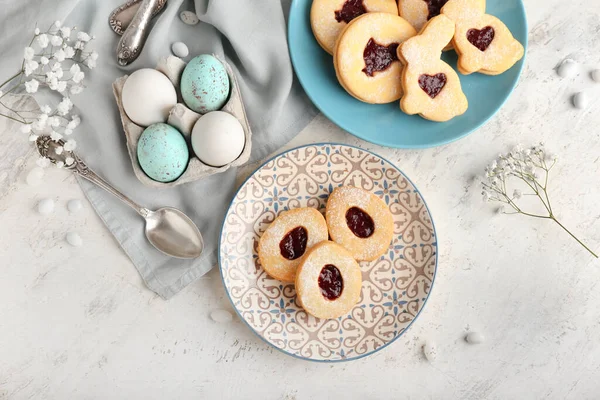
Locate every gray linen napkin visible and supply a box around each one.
[0,0,317,298]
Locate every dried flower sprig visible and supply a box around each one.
[481,143,597,258]
[0,20,97,167]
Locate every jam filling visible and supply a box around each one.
[345,207,375,238]
[424,0,450,20]
[467,26,495,51]
[318,264,344,301]
[334,0,367,24]
[362,39,399,77]
[279,226,308,260]
[418,73,447,98]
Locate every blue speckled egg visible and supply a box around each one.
[137,123,189,182]
[180,54,230,113]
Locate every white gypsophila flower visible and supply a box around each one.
[34,28,40,35]
[56,69,65,79]
[56,97,73,115]
[54,20,62,28]
[35,113,48,128]
[41,105,51,115]
[50,130,63,141]
[73,40,84,50]
[65,156,74,166]
[64,46,75,59]
[85,58,96,69]
[37,34,49,49]
[55,146,63,155]
[24,46,35,60]
[48,116,60,127]
[513,189,522,199]
[20,124,32,133]
[47,76,59,90]
[28,134,39,142]
[50,35,63,47]
[67,115,80,129]
[24,59,38,76]
[77,32,91,42]
[40,56,49,65]
[52,61,62,71]
[56,81,67,93]
[63,139,76,151]
[55,161,64,169]
[54,48,66,62]
[90,51,98,61]
[36,157,51,168]
[25,79,39,93]
[64,128,73,135]
[482,190,490,202]
[60,27,71,38]
[70,85,83,95]
[70,64,84,83]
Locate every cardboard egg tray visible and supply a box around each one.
[112,55,252,188]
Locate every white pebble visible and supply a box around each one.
[37,198,54,215]
[66,231,82,247]
[591,69,600,83]
[465,332,485,344]
[172,42,189,58]
[573,92,589,109]
[67,199,83,213]
[180,11,199,25]
[557,59,577,78]
[210,309,233,323]
[26,167,45,186]
[422,341,437,362]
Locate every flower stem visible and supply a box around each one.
[0,112,26,124]
[551,217,598,258]
[0,70,23,90]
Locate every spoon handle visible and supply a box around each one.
[116,0,160,66]
[70,153,149,217]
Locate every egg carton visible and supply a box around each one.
[112,55,252,188]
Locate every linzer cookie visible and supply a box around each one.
[398,0,485,32]
[311,0,398,55]
[333,13,417,104]
[295,241,362,320]
[441,0,524,75]
[326,186,393,261]
[398,15,468,122]
[258,207,328,282]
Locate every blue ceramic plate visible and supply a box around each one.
[288,0,528,148]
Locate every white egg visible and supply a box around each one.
[67,199,83,213]
[66,231,82,247]
[210,309,233,323]
[121,69,177,127]
[423,341,437,362]
[465,332,485,344]
[573,92,589,109]
[191,111,245,167]
[172,42,189,58]
[37,198,55,215]
[557,59,577,78]
[180,11,199,25]
[591,69,600,83]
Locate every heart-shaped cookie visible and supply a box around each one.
[441,0,524,75]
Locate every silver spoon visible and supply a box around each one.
[36,136,203,259]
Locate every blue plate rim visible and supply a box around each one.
[218,142,439,363]
[287,1,529,149]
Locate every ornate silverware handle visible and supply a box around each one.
[116,0,160,66]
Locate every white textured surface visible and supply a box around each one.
[1,1,600,398]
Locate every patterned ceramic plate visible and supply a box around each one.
[219,144,437,362]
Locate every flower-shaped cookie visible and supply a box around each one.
[311,0,398,55]
[441,0,524,75]
[398,14,468,122]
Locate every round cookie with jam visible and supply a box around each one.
[311,0,398,55]
[333,13,417,104]
[258,207,328,282]
[326,186,394,261]
[295,241,362,320]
